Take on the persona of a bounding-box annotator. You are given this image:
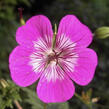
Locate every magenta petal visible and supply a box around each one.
[9,46,41,87]
[37,74,75,103]
[16,15,53,47]
[68,48,98,86]
[26,15,53,38]
[58,15,93,48]
[16,25,40,47]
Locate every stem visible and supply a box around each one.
[88,103,93,109]
[44,103,47,109]
[18,8,25,25]
[18,8,23,20]
[14,100,23,109]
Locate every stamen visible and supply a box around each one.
[52,23,57,50]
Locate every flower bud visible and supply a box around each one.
[92,97,99,103]
[18,8,25,25]
[94,27,109,39]
[20,18,25,25]
[0,79,9,88]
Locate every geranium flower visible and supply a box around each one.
[9,15,98,103]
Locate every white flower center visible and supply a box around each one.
[29,34,78,82]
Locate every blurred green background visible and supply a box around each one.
[0,0,109,109]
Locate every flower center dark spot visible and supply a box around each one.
[46,50,63,65]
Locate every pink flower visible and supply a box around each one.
[9,15,98,103]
